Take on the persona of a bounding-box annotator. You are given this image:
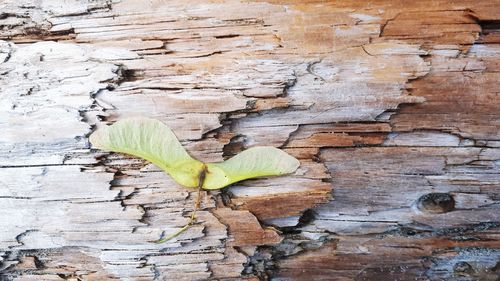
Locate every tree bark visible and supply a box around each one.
[0,0,499,280]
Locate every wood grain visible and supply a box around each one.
[0,0,498,280]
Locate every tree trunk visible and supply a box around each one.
[1,0,499,280]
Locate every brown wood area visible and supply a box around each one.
[0,0,499,280]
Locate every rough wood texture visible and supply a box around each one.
[1,0,499,280]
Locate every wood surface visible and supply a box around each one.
[0,0,499,280]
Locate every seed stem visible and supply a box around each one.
[155,167,205,243]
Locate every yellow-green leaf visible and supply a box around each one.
[89,117,204,188]
[203,146,300,190]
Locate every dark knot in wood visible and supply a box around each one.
[453,261,474,276]
[416,193,455,213]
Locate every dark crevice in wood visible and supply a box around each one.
[380,222,500,239]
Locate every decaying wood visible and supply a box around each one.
[0,0,499,280]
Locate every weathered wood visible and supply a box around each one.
[1,0,499,280]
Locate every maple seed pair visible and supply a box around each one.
[89,117,300,243]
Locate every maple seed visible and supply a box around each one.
[89,117,300,243]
